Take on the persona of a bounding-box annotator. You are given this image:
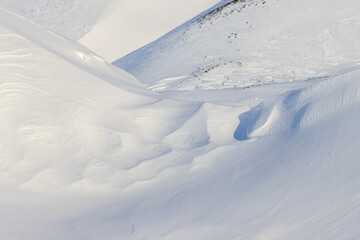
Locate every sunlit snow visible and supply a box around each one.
[1,1,360,239]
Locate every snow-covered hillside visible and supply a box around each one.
[0,5,226,191]
[0,6,243,238]
[0,0,221,61]
[115,0,360,91]
[79,0,220,61]
[2,1,360,239]
[0,0,110,40]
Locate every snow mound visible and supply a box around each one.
[105,67,360,240]
[115,0,360,90]
[0,7,216,191]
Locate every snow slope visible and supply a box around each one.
[0,7,240,238]
[0,5,220,191]
[115,0,360,91]
[0,0,221,61]
[0,0,110,40]
[2,2,360,240]
[79,0,221,61]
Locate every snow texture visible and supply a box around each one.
[1,1,360,239]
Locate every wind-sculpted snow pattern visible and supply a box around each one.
[2,2,360,240]
[115,0,360,91]
[0,7,217,190]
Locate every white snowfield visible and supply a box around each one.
[115,0,360,91]
[1,1,360,240]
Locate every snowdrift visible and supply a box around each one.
[0,7,210,191]
[2,3,360,240]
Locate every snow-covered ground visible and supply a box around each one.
[115,0,360,91]
[2,0,360,239]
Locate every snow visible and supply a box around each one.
[0,0,110,40]
[0,7,161,190]
[1,0,360,239]
[0,0,221,61]
[79,0,221,61]
[115,0,360,91]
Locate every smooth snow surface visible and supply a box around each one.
[79,0,221,61]
[0,0,110,40]
[2,1,360,240]
[115,0,360,91]
[0,0,222,61]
